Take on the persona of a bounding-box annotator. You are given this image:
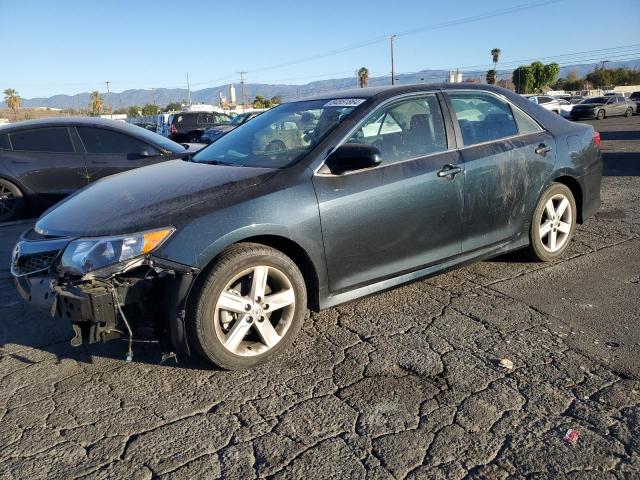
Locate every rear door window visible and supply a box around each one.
[77,127,158,155]
[9,127,75,152]
[448,92,519,146]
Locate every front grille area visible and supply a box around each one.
[12,251,59,276]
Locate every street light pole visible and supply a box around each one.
[388,34,397,85]
[186,73,192,106]
[105,81,112,118]
[238,71,247,109]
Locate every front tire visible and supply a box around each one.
[0,179,25,222]
[597,109,606,120]
[528,183,576,262]
[188,243,307,370]
[625,107,633,118]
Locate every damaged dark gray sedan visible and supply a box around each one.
[11,84,602,370]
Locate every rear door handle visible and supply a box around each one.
[535,144,553,155]
[437,164,463,178]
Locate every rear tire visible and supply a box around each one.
[597,109,605,120]
[625,107,633,118]
[188,243,307,370]
[0,179,25,223]
[528,183,576,262]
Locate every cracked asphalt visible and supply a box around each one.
[1,116,639,479]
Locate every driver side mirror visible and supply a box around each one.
[325,144,382,175]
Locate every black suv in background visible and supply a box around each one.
[168,111,231,142]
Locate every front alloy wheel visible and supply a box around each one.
[528,183,576,261]
[214,265,295,356]
[189,243,307,369]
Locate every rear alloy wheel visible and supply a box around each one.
[188,243,307,369]
[528,183,576,262]
[597,109,606,120]
[0,179,24,223]
[625,107,633,118]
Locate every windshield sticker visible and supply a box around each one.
[324,98,366,107]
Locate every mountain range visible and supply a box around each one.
[5,59,640,110]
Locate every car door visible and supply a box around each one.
[76,126,163,181]
[446,90,556,251]
[4,126,88,201]
[312,93,463,293]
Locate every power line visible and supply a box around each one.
[243,0,563,76]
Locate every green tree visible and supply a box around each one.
[512,62,560,93]
[486,69,497,85]
[141,104,160,115]
[357,67,369,88]
[512,66,533,94]
[270,96,283,105]
[252,95,273,108]
[3,88,21,119]
[88,91,104,116]
[165,102,183,111]
[127,106,140,118]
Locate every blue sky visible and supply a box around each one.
[2,0,639,98]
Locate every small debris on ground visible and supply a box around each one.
[499,358,514,370]
[564,428,580,445]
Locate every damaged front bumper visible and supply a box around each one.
[12,229,199,361]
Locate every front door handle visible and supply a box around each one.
[535,144,553,155]
[437,164,463,179]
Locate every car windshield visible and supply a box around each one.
[631,92,640,99]
[581,97,606,104]
[192,99,362,168]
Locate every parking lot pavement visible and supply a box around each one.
[0,119,639,479]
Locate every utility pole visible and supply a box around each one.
[105,81,112,118]
[238,71,247,109]
[186,73,192,106]
[151,88,156,106]
[387,35,397,85]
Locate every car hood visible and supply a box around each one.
[35,160,278,237]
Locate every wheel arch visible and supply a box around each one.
[188,231,322,312]
[553,175,584,223]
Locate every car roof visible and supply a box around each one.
[0,116,146,135]
[295,83,525,103]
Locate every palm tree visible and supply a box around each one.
[486,69,497,85]
[357,67,369,88]
[490,48,501,84]
[88,91,104,116]
[3,88,21,120]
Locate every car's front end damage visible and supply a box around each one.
[12,227,199,362]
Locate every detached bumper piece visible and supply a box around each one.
[55,284,121,347]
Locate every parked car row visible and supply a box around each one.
[10,84,602,370]
[0,118,198,222]
[526,92,638,121]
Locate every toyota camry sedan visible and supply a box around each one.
[11,84,602,370]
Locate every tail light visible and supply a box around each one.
[170,124,177,135]
[593,131,601,148]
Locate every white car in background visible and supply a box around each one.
[556,99,575,118]
[527,95,561,114]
